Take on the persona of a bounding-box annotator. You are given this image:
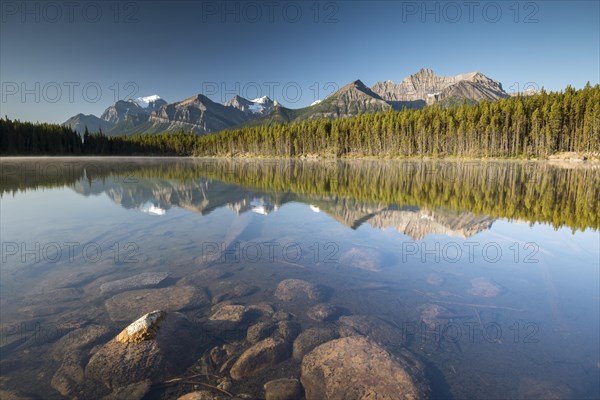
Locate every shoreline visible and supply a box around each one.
[1,152,599,164]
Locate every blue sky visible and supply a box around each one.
[1,0,599,123]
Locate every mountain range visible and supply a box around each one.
[63,68,509,136]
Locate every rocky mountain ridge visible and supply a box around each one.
[371,68,508,107]
[63,69,510,135]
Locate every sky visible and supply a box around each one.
[1,0,599,123]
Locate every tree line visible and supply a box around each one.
[0,119,167,155]
[1,84,598,157]
[192,83,599,158]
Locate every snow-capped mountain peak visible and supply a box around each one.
[246,96,274,114]
[140,94,161,102]
[311,99,322,106]
[251,96,272,104]
[134,95,163,108]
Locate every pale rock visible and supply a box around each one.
[301,336,430,399]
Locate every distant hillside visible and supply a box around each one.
[63,113,115,134]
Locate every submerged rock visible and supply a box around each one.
[86,312,209,391]
[419,304,447,330]
[275,279,326,302]
[293,326,339,361]
[18,288,83,317]
[301,336,429,400]
[50,325,111,397]
[104,285,208,322]
[338,315,404,351]
[203,341,247,374]
[0,391,35,400]
[18,303,68,318]
[229,337,291,380]
[517,377,575,399]
[209,305,248,323]
[307,303,342,322]
[22,287,83,305]
[264,378,303,400]
[468,277,503,297]
[204,303,258,342]
[272,311,293,322]
[51,352,85,397]
[99,272,169,294]
[101,380,151,400]
[51,324,111,359]
[247,322,276,344]
[233,282,259,298]
[247,302,275,316]
[181,268,229,287]
[211,282,258,304]
[276,320,301,342]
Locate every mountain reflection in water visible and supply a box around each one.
[2,157,597,232]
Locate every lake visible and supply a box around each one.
[0,157,599,399]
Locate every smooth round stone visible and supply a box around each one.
[264,378,303,400]
[307,303,341,322]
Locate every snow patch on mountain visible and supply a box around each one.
[251,96,271,104]
[248,96,274,114]
[311,100,322,106]
[134,95,162,108]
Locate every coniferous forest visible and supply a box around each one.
[1,84,599,158]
